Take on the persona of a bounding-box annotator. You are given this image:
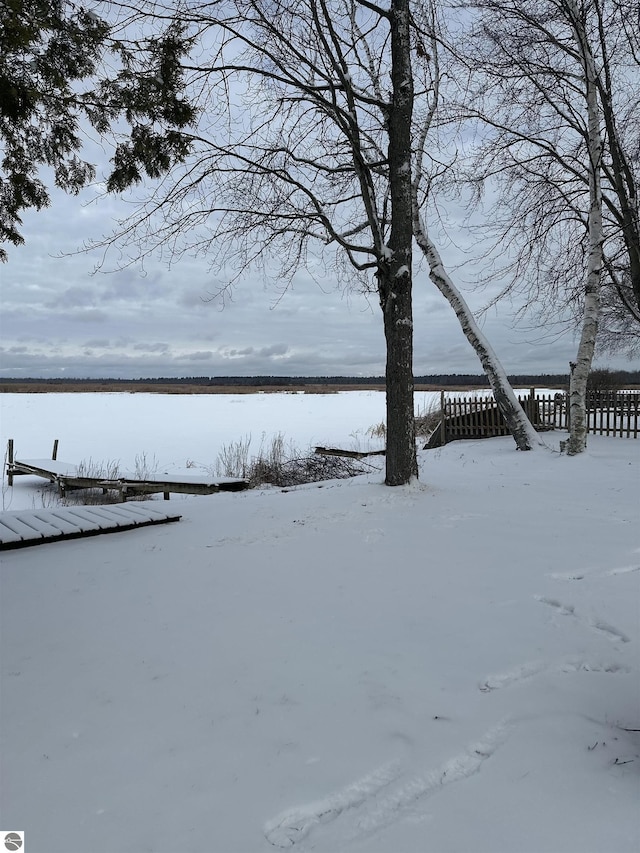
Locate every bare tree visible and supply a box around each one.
[597,269,640,357]
[460,0,639,452]
[94,0,418,484]
[74,0,540,466]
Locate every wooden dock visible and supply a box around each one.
[0,504,181,551]
[5,441,250,500]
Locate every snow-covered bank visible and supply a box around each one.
[1,430,638,853]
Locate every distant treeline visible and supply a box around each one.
[2,370,639,387]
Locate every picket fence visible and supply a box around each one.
[434,390,640,446]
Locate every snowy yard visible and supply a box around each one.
[1,393,639,853]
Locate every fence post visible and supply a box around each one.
[440,390,446,445]
[529,387,536,423]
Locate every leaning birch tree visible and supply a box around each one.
[460,0,639,452]
[409,5,540,451]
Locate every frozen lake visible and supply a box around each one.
[0,390,459,472]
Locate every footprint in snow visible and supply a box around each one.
[479,658,630,692]
[535,596,630,643]
[547,564,639,581]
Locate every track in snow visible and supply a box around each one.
[264,720,512,848]
[535,595,631,643]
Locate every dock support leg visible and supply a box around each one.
[7,439,14,486]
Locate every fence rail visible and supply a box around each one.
[433,390,640,446]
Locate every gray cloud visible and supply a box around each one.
[50,286,98,308]
[2,176,636,380]
[132,342,171,353]
[65,308,110,323]
[175,351,215,362]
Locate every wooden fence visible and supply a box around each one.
[431,390,640,446]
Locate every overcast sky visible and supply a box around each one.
[2,173,638,380]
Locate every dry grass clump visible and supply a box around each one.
[414,399,443,439]
[361,399,443,446]
[366,421,386,440]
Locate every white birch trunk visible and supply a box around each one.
[413,204,541,451]
[566,0,604,456]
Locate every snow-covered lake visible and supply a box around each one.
[1,392,638,853]
[1,391,398,480]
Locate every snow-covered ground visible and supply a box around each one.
[1,393,639,853]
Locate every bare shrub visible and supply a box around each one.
[133,452,158,480]
[274,454,374,487]
[215,433,375,487]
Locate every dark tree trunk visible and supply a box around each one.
[381,266,417,485]
[381,0,418,486]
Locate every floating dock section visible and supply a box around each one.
[0,504,181,551]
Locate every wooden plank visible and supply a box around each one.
[0,520,23,544]
[1,510,91,543]
[120,480,250,497]
[11,459,79,478]
[84,504,173,522]
[49,507,108,530]
[29,510,96,536]
[314,447,385,460]
[126,473,248,486]
[0,515,48,542]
